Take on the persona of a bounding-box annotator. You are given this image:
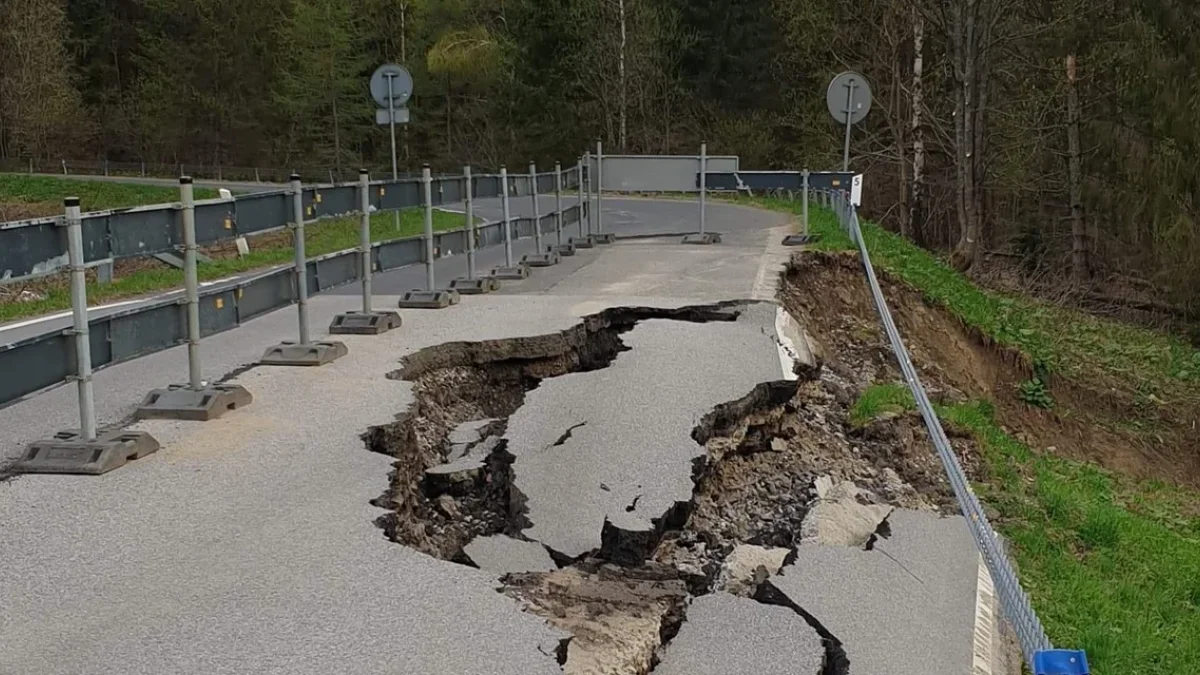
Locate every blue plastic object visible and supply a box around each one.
[1034,650,1089,675]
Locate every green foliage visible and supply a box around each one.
[849,382,915,425]
[0,175,218,211]
[1018,377,1055,410]
[939,400,1200,675]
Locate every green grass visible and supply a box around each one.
[0,174,218,212]
[741,195,1200,419]
[854,383,1200,674]
[0,209,467,323]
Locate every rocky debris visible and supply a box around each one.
[652,593,825,675]
[714,545,792,597]
[463,535,558,576]
[800,479,894,548]
[502,562,689,675]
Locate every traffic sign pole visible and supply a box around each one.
[842,78,856,172]
[388,73,400,232]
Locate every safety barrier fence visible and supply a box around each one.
[800,184,1088,675]
[0,158,599,411]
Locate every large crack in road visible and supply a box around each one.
[364,297,991,675]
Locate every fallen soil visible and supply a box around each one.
[364,298,985,674]
[779,251,1200,487]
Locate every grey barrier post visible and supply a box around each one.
[66,198,96,440]
[682,141,720,245]
[522,162,560,268]
[595,140,613,243]
[448,165,498,294]
[423,165,436,290]
[802,169,810,236]
[260,174,347,365]
[492,166,529,280]
[584,151,594,236]
[330,169,402,333]
[13,198,161,475]
[398,165,461,308]
[574,156,593,248]
[137,178,253,417]
[552,162,574,257]
[700,141,707,235]
[466,166,477,278]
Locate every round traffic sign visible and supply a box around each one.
[370,64,413,109]
[826,72,872,125]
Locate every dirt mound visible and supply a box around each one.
[780,251,1199,486]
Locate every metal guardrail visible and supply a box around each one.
[704,170,855,193]
[0,166,581,284]
[814,186,1088,675]
[0,163,588,410]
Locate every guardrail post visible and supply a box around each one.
[65,197,96,441]
[330,169,403,333]
[593,140,613,244]
[12,199,162,475]
[136,177,254,418]
[260,174,347,365]
[522,162,560,268]
[465,166,477,279]
[802,169,810,236]
[584,151,593,236]
[552,162,574,258]
[398,165,461,308]
[682,141,720,245]
[490,166,530,280]
[447,166,499,295]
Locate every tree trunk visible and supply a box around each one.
[909,7,926,243]
[1067,54,1087,282]
[618,0,628,153]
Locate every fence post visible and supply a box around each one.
[63,197,96,441]
[523,162,559,267]
[595,140,605,238]
[134,177,254,419]
[62,159,67,175]
[259,174,347,365]
[329,169,403,334]
[465,166,476,279]
[422,165,436,291]
[802,168,810,237]
[583,151,593,236]
[489,166,529,280]
[554,162,564,248]
[699,141,708,236]
[9,198,162,475]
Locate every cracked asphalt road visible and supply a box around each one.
[0,196,990,675]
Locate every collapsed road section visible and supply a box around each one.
[366,296,1010,675]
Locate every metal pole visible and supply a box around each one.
[554,162,564,247]
[699,141,708,235]
[501,167,514,267]
[63,197,97,441]
[388,73,400,232]
[465,166,476,279]
[577,157,586,238]
[595,140,604,234]
[583,151,593,235]
[289,174,311,345]
[359,169,373,313]
[842,78,856,172]
[529,162,543,253]
[421,165,436,290]
[802,169,810,236]
[179,177,202,390]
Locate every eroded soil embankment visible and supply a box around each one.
[364,299,980,675]
[781,251,1200,486]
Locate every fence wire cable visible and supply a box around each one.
[825,195,1053,672]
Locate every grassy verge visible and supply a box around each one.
[740,195,1200,424]
[0,209,466,323]
[0,174,219,214]
[852,382,1200,675]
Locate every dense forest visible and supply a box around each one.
[0,0,1196,321]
